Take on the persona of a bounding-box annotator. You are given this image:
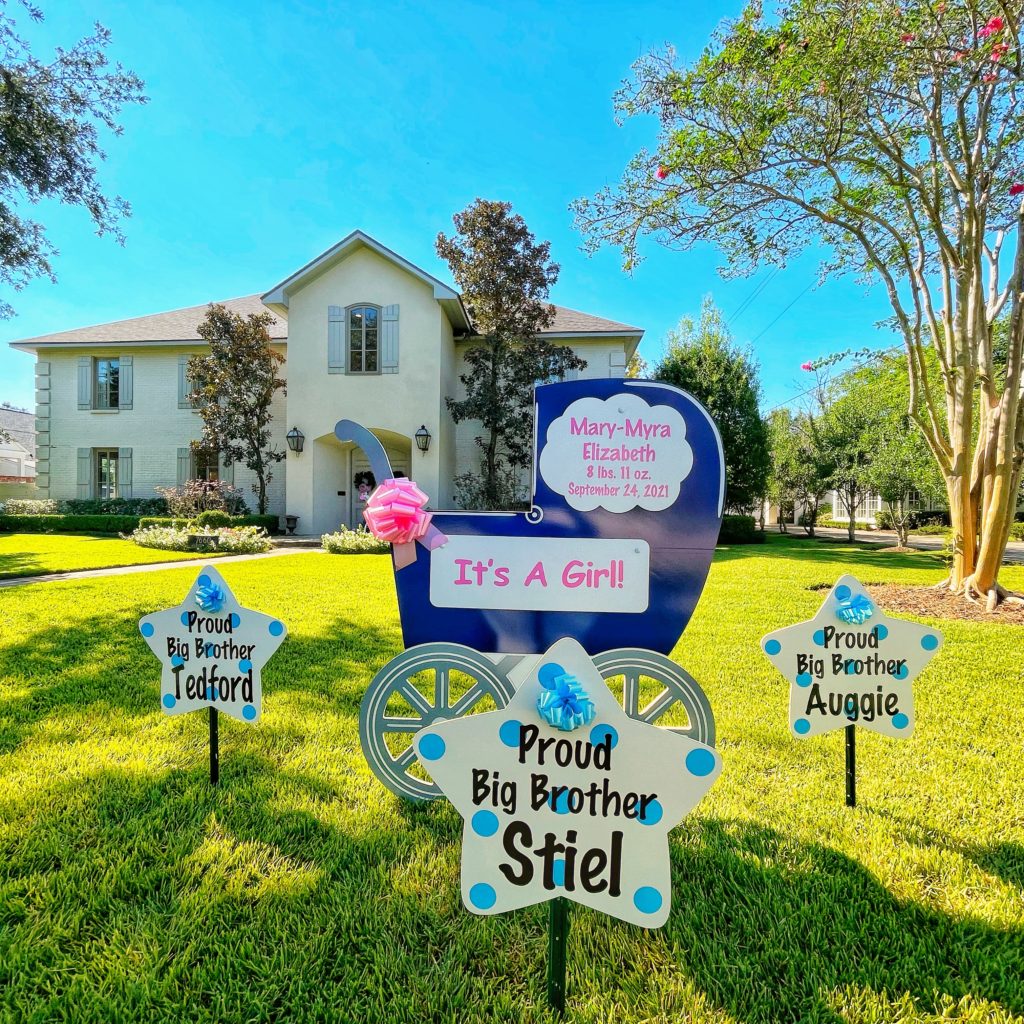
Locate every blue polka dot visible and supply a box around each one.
[633,886,662,914]
[794,718,811,735]
[162,694,176,709]
[921,634,938,651]
[590,724,618,750]
[205,645,214,657]
[418,733,445,761]
[171,655,183,667]
[893,664,909,679]
[639,799,663,826]
[834,584,852,601]
[472,810,499,837]
[892,713,909,730]
[140,622,154,637]
[197,574,212,588]
[875,624,889,641]
[230,613,240,628]
[239,659,252,673]
[552,859,565,886]
[180,611,190,626]
[242,704,257,721]
[538,662,565,689]
[813,629,825,647]
[549,789,570,814]
[268,620,283,637]
[846,661,858,675]
[469,883,496,910]
[685,748,716,777]
[499,719,523,747]
[796,672,812,688]
[764,639,781,655]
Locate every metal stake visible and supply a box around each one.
[547,897,569,1013]
[210,707,220,786]
[845,723,856,807]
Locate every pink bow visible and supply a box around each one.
[363,478,447,569]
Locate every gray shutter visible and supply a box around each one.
[328,305,345,373]
[178,355,193,409]
[78,357,93,410]
[118,447,133,498]
[177,447,190,487]
[118,355,133,410]
[382,304,399,373]
[220,454,234,485]
[77,448,92,497]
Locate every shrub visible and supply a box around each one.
[61,497,167,516]
[129,526,193,551]
[1010,522,1024,542]
[0,514,141,534]
[818,517,872,531]
[916,508,951,527]
[195,509,232,528]
[130,524,272,554]
[322,526,390,554]
[0,498,60,515]
[136,514,278,533]
[914,523,951,536]
[717,514,763,545]
[155,479,248,517]
[213,526,272,553]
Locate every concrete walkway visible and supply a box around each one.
[0,546,322,589]
[801,525,1024,564]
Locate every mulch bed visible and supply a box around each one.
[865,583,1024,624]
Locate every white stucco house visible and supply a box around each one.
[8,231,642,535]
[0,404,36,481]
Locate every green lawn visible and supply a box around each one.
[1,537,1022,1023]
[0,533,231,580]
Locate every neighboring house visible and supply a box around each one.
[8,230,642,535]
[0,404,36,480]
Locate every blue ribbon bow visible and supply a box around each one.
[835,593,874,624]
[195,583,226,613]
[537,673,596,732]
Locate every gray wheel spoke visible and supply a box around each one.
[435,668,449,710]
[394,679,433,717]
[622,671,641,719]
[641,687,678,723]
[380,717,421,733]
[447,683,488,719]
[394,745,417,771]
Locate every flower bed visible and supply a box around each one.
[322,526,390,554]
[131,525,272,554]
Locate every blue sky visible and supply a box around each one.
[1,0,895,412]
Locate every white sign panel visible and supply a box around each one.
[139,565,287,724]
[416,637,722,928]
[761,574,942,739]
[429,537,650,613]
[538,393,694,513]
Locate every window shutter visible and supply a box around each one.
[77,448,92,497]
[382,304,399,373]
[118,356,133,409]
[177,447,191,487]
[78,357,93,410]
[328,305,345,373]
[178,355,195,409]
[118,447,133,498]
[220,454,234,485]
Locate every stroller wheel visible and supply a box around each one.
[593,649,716,747]
[360,643,515,802]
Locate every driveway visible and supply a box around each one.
[799,526,1024,565]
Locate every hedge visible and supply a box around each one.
[137,515,279,533]
[0,514,142,534]
[717,515,763,545]
[0,497,167,516]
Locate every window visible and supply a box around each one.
[192,448,220,482]
[94,359,120,409]
[907,488,923,511]
[96,449,119,498]
[348,305,379,373]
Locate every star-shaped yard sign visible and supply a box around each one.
[761,574,942,740]
[415,637,722,929]
[138,565,287,724]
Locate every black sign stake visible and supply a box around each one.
[547,897,569,1013]
[210,707,220,786]
[845,723,856,807]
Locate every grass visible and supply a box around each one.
[0,535,1022,1023]
[0,533,230,580]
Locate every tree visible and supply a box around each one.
[574,0,1024,607]
[187,304,287,515]
[654,296,770,513]
[626,350,649,378]
[0,2,145,318]
[437,199,586,509]
[767,408,828,534]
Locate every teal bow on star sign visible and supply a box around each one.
[195,583,226,613]
[537,673,596,732]
[835,593,874,624]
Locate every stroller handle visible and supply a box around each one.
[334,419,395,483]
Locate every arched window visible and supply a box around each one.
[347,304,380,374]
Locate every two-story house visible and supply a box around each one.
[9,230,642,536]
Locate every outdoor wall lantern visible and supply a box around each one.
[415,425,431,454]
[286,427,305,454]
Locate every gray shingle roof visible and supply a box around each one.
[8,296,639,349]
[0,405,34,452]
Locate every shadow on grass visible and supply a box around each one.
[715,534,946,575]
[0,548,44,579]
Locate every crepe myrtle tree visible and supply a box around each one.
[187,304,286,515]
[0,2,145,318]
[574,0,1024,608]
[438,199,586,510]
